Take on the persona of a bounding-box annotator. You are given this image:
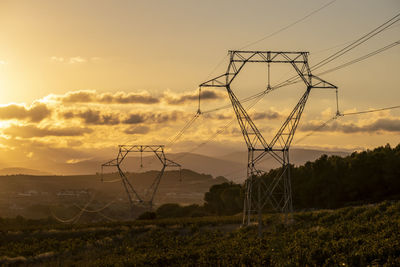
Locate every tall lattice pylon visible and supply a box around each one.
[200,51,337,233]
[101,145,181,215]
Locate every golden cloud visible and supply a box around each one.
[301,118,400,134]
[56,90,159,104]
[62,108,185,126]
[0,103,51,122]
[124,125,150,135]
[63,109,120,125]
[164,89,225,105]
[3,124,93,138]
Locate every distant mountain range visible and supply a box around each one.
[0,148,349,182]
[0,167,52,176]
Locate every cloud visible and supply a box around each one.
[57,90,159,104]
[50,56,64,63]
[3,124,93,138]
[68,57,87,64]
[301,118,400,134]
[124,126,150,135]
[46,89,223,106]
[252,111,282,120]
[50,56,94,64]
[123,111,182,124]
[105,92,159,104]
[0,103,51,122]
[203,113,232,120]
[148,112,180,123]
[165,89,224,105]
[203,108,282,121]
[63,109,120,125]
[62,107,183,126]
[123,114,145,124]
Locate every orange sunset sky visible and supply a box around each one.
[0,0,399,168]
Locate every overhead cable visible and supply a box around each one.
[239,0,338,49]
[272,12,400,89]
[316,40,400,76]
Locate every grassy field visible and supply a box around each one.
[0,201,399,266]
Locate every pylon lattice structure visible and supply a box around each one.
[101,145,181,214]
[199,51,337,228]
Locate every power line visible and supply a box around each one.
[311,22,400,56]
[167,111,200,148]
[272,12,400,88]
[316,40,400,76]
[341,105,400,116]
[311,13,400,72]
[74,198,118,213]
[294,116,338,145]
[294,104,400,144]
[171,90,268,162]
[204,53,229,81]
[202,88,271,114]
[51,193,96,223]
[102,178,121,183]
[239,0,338,50]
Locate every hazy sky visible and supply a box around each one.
[0,0,399,168]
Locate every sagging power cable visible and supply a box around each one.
[239,0,338,50]
[167,111,200,148]
[311,12,400,72]
[272,12,400,89]
[172,88,269,162]
[51,193,96,223]
[74,198,118,213]
[316,40,400,76]
[340,105,400,116]
[294,104,400,144]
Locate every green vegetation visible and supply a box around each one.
[0,201,399,266]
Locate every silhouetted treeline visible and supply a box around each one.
[291,143,400,209]
[142,144,400,218]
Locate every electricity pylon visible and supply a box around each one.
[200,51,337,233]
[101,145,181,215]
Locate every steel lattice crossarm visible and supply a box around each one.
[200,51,336,89]
[198,50,337,231]
[101,145,181,215]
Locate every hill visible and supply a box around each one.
[0,148,349,182]
[0,167,52,176]
[0,169,227,219]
